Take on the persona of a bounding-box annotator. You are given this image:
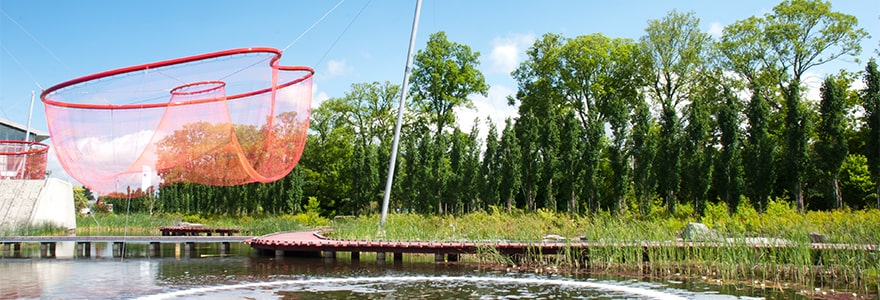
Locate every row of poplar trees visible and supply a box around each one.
[115,0,878,217]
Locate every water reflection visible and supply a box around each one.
[0,244,809,299]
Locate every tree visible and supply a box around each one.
[410,31,489,139]
[340,81,400,146]
[720,16,776,213]
[498,118,522,211]
[863,59,880,209]
[480,121,501,209]
[839,154,876,209]
[682,81,714,215]
[511,33,564,212]
[639,10,711,214]
[716,86,744,213]
[630,94,657,215]
[761,0,868,212]
[815,75,849,209]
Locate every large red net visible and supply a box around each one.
[41,48,313,196]
[0,140,49,180]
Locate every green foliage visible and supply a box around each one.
[840,154,876,209]
[410,31,488,138]
[73,186,90,214]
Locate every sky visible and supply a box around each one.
[1,0,878,186]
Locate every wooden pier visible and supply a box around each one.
[247,230,880,263]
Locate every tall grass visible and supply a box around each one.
[75,212,327,236]
[0,221,68,236]
[330,200,879,294]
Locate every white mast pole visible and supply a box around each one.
[26,91,35,142]
[380,0,422,232]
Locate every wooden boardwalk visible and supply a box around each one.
[246,230,879,261]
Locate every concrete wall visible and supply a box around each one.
[31,178,76,231]
[0,179,75,232]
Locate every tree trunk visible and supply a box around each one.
[832,174,842,210]
[666,189,676,215]
[795,181,804,213]
[875,182,879,209]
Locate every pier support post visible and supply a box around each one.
[275,250,285,257]
[184,242,196,257]
[12,243,21,256]
[393,252,403,262]
[434,253,445,262]
[2,243,9,253]
[219,242,230,255]
[40,242,56,258]
[149,242,161,257]
[350,251,360,261]
[112,242,125,257]
[76,242,92,257]
[447,253,459,262]
[376,252,386,263]
[322,251,336,259]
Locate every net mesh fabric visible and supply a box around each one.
[41,48,313,196]
[0,141,49,180]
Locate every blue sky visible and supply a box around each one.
[1,0,877,185]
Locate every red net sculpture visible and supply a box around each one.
[41,48,314,196]
[0,140,49,180]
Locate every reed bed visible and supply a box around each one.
[330,200,879,294]
[0,221,68,237]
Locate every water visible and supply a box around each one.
[0,242,809,299]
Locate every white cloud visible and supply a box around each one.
[489,33,536,74]
[455,84,519,142]
[707,22,724,38]
[315,91,330,106]
[325,59,352,78]
[802,71,824,102]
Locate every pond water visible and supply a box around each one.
[0,242,811,299]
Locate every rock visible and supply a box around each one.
[543,234,566,242]
[177,222,203,228]
[681,222,722,241]
[809,232,828,243]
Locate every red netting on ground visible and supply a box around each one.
[41,48,313,197]
[0,140,49,180]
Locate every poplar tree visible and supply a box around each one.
[863,59,880,209]
[639,10,711,214]
[816,75,848,209]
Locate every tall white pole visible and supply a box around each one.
[380,0,422,231]
[25,91,35,142]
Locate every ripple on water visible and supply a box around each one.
[136,276,690,300]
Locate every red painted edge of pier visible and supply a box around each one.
[245,230,879,256]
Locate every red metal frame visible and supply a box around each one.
[40,47,314,110]
[0,140,49,156]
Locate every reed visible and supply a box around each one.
[75,212,324,236]
[330,201,879,294]
[0,221,68,236]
